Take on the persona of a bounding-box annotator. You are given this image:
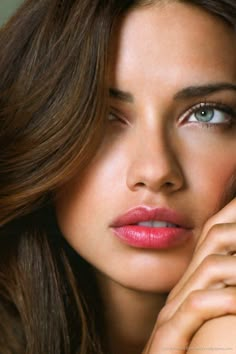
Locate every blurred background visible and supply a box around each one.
[0,0,23,26]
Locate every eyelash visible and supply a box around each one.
[109,101,236,128]
[180,101,236,128]
[108,110,128,125]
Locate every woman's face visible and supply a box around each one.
[55,2,236,293]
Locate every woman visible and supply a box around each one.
[1,0,236,353]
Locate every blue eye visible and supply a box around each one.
[190,108,225,123]
[194,108,214,122]
[185,103,236,125]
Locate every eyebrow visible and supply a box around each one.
[109,88,134,103]
[174,83,236,99]
[109,83,236,103]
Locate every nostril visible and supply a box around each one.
[165,182,174,187]
[136,182,146,187]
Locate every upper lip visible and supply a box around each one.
[111,206,192,229]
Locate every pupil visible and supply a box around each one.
[195,108,214,122]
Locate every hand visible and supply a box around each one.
[143,198,236,353]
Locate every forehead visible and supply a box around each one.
[109,2,236,90]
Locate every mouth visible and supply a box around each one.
[110,206,193,249]
[136,221,180,228]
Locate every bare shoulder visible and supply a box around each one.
[187,315,236,354]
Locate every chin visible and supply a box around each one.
[97,262,186,294]
[116,270,184,294]
[86,245,194,295]
[111,251,191,293]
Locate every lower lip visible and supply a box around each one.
[112,225,192,249]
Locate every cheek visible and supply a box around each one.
[180,128,236,199]
[186,145,236,216]
[54,145,126,239]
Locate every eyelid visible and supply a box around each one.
[108,106,130,125]
[178,101,236,125]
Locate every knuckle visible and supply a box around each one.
[182,290,203,312]
[200,254,220,275]
[224,289,236,311]
[156,308,167,325]
[207,223,227,245]
[202,217,216,234]
[156,303,172,325]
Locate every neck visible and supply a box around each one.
[96,272,168,354]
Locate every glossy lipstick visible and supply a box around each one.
[110,206,193,249]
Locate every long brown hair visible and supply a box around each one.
[0,0,235,353]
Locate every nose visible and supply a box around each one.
[126,128,184,194]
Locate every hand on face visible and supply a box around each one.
[143,197,236,353]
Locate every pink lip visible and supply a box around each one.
[110,206,193,249]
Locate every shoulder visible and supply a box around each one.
[187,315,236,354]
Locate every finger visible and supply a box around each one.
[195,197,236,253]
[177,199,236,293]
[158,254,236,323]
[167,223,236,302]
[146,287,236,354]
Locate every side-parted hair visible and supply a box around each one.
[0,0,235,353]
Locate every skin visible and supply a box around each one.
[55,2,236,353]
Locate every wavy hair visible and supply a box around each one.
[0,0,235,353]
